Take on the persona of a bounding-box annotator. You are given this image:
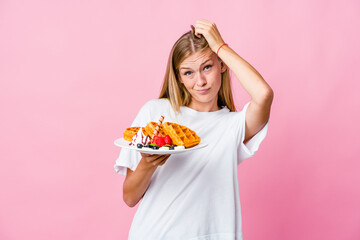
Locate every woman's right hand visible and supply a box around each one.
[140,153,171,168]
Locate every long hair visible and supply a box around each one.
[159,26,236,113]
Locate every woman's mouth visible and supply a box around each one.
[196,88,210,94]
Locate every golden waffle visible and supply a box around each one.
[144,122,167,137]
[123,127,140,141]
[162,122,200,148]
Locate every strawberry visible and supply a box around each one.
[164,135,172,145]
[155,135,166,147]
[151,135,159,144]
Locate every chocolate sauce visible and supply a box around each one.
[141,135,150,145]
[129,131,150,146]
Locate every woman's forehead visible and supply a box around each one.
[180,50,215,67]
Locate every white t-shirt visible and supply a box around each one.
[114,98,269,240]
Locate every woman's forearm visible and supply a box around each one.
[218,45,273,105]
[123,154,170,207]
[123,159,157,207]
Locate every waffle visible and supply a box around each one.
[144,122,167,137]
[123,127,140,141]
[162,122,200,148]
[124,122,201,148]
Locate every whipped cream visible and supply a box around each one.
[174,146,185,150]
[130,128,151,146]
[159,146,170,150]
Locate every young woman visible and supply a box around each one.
[114,19,273,240]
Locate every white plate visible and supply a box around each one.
[114,138,208,154]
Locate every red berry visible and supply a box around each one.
[155,136,166,147]
[151,135,159,144]
[164,135,172,145]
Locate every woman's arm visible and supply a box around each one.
[123,154,170,207]
[194,19,273,143]
[217,45,273,143]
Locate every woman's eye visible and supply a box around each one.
[183,65,211,76]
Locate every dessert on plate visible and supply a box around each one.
[122,116,200,151]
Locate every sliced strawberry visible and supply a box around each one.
[155,135,166,147]
[164,135,172,145]
[151,135,159,144]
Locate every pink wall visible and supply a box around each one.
[1,0,359,239]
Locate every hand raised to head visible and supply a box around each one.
[192,19,226,53]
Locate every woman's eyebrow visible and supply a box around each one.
[180,59,212,70]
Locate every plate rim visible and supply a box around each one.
[114,138,207,154]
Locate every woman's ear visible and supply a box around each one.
[220,61,228,73]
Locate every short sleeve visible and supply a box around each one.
[236,102,269,164]
[113,100,153,175]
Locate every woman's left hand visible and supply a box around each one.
[193,19,226,53]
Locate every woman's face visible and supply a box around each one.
[178,49,227,112]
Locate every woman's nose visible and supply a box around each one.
[196,72,207,87]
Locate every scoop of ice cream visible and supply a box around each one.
[131,128,151,146]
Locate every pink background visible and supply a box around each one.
[1,0,359,239]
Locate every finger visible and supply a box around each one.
[191,25,202,38]
[193,27,205,38]
[159,159,167,166]
[196,21,219,36]
[195,23,207,31]
[194,24,213,38]
[150,154,165,162]
[144,154,162,164]
[192,27,202,38]
[194,22,208,31]
[157,154,170,162]
[152,158,164,166]
[196,19,213,27]
[146,153,169,163]
[158,156,170,166]
[160,155,171,165]
[141,153,153,158]
[195,20,214,30]
[153,154,171,166]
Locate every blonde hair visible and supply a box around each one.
[159,27,236,113]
